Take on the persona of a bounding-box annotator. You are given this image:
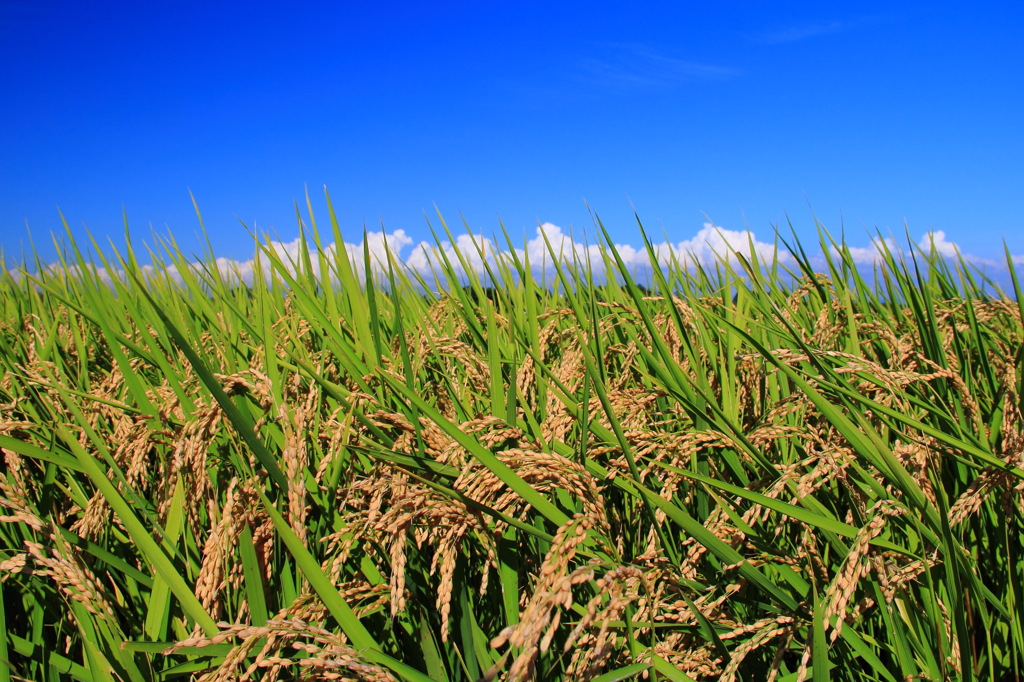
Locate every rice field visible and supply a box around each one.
[2,201,1023,682]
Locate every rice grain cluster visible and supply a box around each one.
[1,204,1022,682]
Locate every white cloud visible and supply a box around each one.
[824,230,1011,271]
[917,231,1000,268]
[667,223,786,268]
[523,222,608,272]
[341,229,414,277]
[918,231,959,258]
[407,233,503,276]
[38,261,121,286]
[5,223,1020,289]
[400,222,788,284]
[149,230,417,287]
[214,256,254,284]
[834,236,899,266]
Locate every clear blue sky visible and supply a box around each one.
[2,1,1022,266]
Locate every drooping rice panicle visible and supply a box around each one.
[1,197,1022,681]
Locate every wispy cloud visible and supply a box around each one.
[759,21,851,44]
[575,44,736,93]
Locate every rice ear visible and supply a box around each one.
[1,220,1022,681]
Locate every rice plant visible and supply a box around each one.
[1,195,1023,682]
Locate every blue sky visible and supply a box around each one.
[2,1,1022,268]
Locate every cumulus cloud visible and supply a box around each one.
[407,233,505,278]
[667,223,786,268]
[152,230,418,287]
[39,261,121,286]
[823,231,1011,271]
[834,236,899,266]
[4,223,1022,289]
[918,231,959,258]
[401,222,787,283]
[917,231,1004,268]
